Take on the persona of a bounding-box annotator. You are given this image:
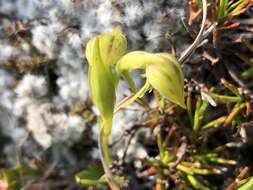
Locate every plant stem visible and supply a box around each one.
[102,132,112,165]
[98,119,121,190]
[122,71,149,108]
[179,0,207,63]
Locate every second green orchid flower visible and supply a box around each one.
[116,51,186,109]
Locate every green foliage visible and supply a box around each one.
[237,177,253,190]
[75,165,106,185]
[241,67,253,80]
[0,164,39,190]
[215,0,251,23]
[187,175,210,190]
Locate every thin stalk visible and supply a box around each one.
[187,175,210,190]
[157,127,164,160]
[187,89,194,125]
[114,80,150,113]
[223,103,246,127]
[98,119,121,190]
[122,71,149,108]
[156,177,165,190]
[179,0,207,63]
[202,116,226,129]
[209,93,242,103]
[193,99,208,131]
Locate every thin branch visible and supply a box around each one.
[225,63,253,99]
[122,131,136,163]
[179,0,208,63]
[98,127,121,190]
[169,136,187,170]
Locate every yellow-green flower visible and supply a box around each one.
[86,37,116,128]
[116,51,186,108]
[146,53,185,108]
[86,27,127,134]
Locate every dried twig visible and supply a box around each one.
[179,0,208,63]
[169,136,187,170]
[225,63,253,99]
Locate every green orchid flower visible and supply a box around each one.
[86,36,116,135]
[85,27,127,190]
[86,27,127,136]
[116,51,186,109]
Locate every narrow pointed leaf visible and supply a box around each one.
[75,165,106,185]
[237,177,253,190]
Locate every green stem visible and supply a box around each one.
[202,116,226,129]
[187,89,194,125]
[98,118,120,190]
[209,93,242,103]
[193,99,208,131]
[122,71,149,108]
[122,71,138,92]
[101,118,113,164]
[115,79,150,112]
[157,127,164,160]
[187,175,210,190]
[102,133,112,165]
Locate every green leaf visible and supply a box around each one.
[187,175,210,190]
[1,170,20,190]
[75,165,106,186]
[237,177,253,190]
[1,164,39,190]
[241,67,253,80]
[161,151,175,164]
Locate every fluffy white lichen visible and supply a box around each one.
[15,74,48,98]
[0,44,19,61]
[26,103,86,148]
[32,23,63,59]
